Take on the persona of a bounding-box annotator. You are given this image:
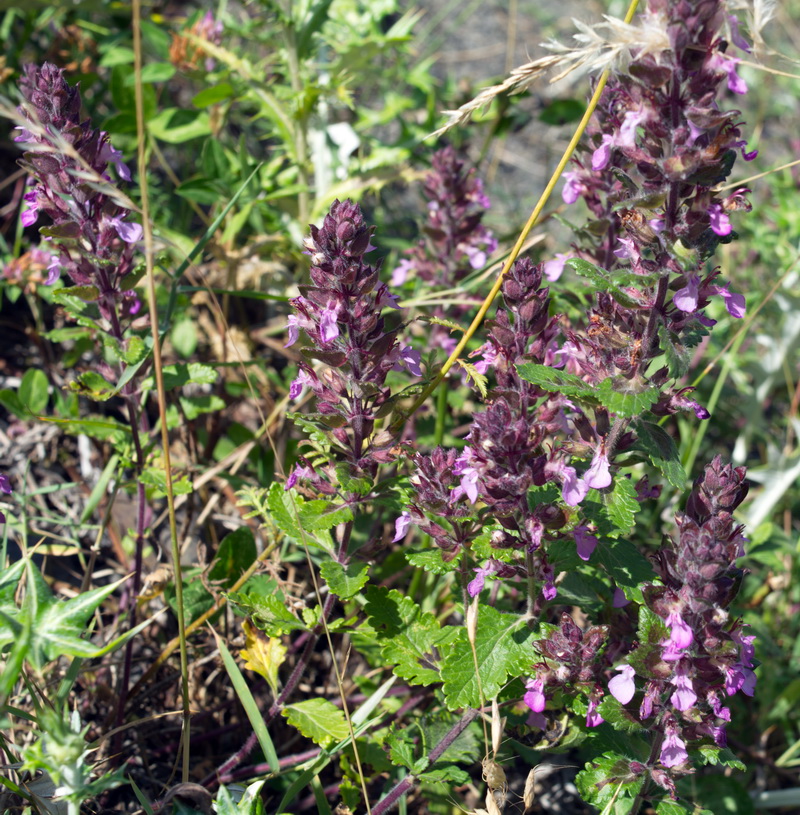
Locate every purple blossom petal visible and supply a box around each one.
[543,253,569,282]
[608,664,636,704]
[724,57,748,94]
[561,465,588,506]
[399,345,422,377]
[619,109,646,148]
[524,678,546,713]
[612,587,630,607]
[586,698,604,728]
[285,464,313,491]
[285,315,301,347]
[713,285,746,318]
[109,217,143,244]
[390,258,414,286]
[542,579,557,602]
[290,368,314,400]
[0,474,12,494]
[393,511,411,542]
[45,256,61,285]
[99,137,132,181]
[453,448,480,504]
[591,135,614,171]
[375,283,401,310]
[468,563,495,597]
[666,610,694,650]
[669,666,698,711]
[673,274,700,312]
[728,15,751,53]
[561,172,582,205]
[574,525,598,561]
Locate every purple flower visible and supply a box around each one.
[665,610,694,650]
[673,274,700,312]
[574,525,598,561]
[289,368,314,400]
[396,345,422,377]
[583,449,612,490]
[592,134,615,171]
[612,587,630,608]
[561,464,588,506]
[472,341,500,375]
[608,664,636,704]
[21,191,39,227]
[586,697,604,728]
[524,677,546,713]
[543,253,570,282]
[725,664,756,696]
[375,283,401,310]
[720,55,748,95]
[45,256,61,285]
[660,729,688,768]
[285,464,314,491]
[467,562,496,597]
[319,301,340,343]
[669,663,697,711]
[713,284,746,318]
[561,172,583,205]
[728,15,751,53]
[285,314,302,347]
[708,204,732,237]
[391,257,415,286]
[0,474,12,495]
[392,511,411,542]
[99,137,132,181]
[453,447,481,504]
[107,216,143,244]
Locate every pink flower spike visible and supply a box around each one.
[660,730,688,768]
[608,664,636,705]
[574,525,598,561]
[584,450,612,490]
[392,511,411,542]
[524,678,546,713]
[673,274,700,312]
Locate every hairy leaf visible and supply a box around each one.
[283,698,349,747]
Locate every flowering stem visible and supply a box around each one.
[390,0,641,433]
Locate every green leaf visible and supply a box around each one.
[566,258,640,308]
[282,698,349,748]
[19,369,49,415]
[319,561,369,599]
[231,592,306,636]
[440,605,534,709]
[364,586,456,686]
[298,500,354,531]
[120,335,147,365]
[147,108,212,143]
[141,362,217,391]
[634,421,686,489]
[595,539,655,589]
[457,360,488,399]
[53,285,99,302]
[539,98,585,125]
[123,62,176,84]
[596,377,660,417]
[140,468,193,498]
[68,371,119,401]
[595,696,646,734]
[516,363,597,400]
[387,727,417,769]
[656,801,693,815]
[170,317,198,358]
[406,549,457,575]
[658,325,690,379]
[215,781,265,815]
[193,83,235,108]
[209,528,257,584]
[604,477,639,534]
[697,745,746,771]
[179,394,226,420]
[575,752,645,808]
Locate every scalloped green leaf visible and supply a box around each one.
[515,363,597,400]
[635,421,687,489]
[604,476,639,534]
[595,538,655,589]
[68,371,119,401]
[406,548,457,575]
[363,586,457,686]
[566,257,640,308]
[319,561,369,599]
[596,376,660,417]
[440,605,534,710]
[282,698,349,748]
[232,592,306,636]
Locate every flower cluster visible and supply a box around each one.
[607,457,753,790]
[286,199,420,484]
[16,62,141,329]
[557,0,751,411]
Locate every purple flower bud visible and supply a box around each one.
[608,664,636,704]
[660,729,688,768]
[392,511,411,542]
[524,677,546,713]
[673,274,700,312]
[592,135,614,171]
[574,525,598,561]
[586,697,604,728]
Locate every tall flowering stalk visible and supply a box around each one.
[15,62,146,733]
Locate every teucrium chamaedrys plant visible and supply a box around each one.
[279,0,760,812]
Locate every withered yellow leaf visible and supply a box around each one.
[240,620,287,698]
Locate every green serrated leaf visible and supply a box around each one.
[69,371,119,401]
[656,801,692,815]
[441,605,534,709]
[697,745,746,771]
[658,325,690,379]
[635,421,686,489]
[604,477,639,533]
[575,752,645,808]
[423,315,463,333]
[298,500,354,531]
[596,696,647,734]
[319,561,369,599]
[596,377,660,417]
[121,335,147,365]
[364,586,456,686]
[283,698,349,747]
[406,549,457,575]
[231,592,306,636]
[53,285,99,302]
[209,528,257,584]
[141,362,217,391]
[387,728,417,769]
[566,258,640,308]
[179,394,226,420]
[516,363,597,400]
[457,360,488,399]
[595,539,655,589]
